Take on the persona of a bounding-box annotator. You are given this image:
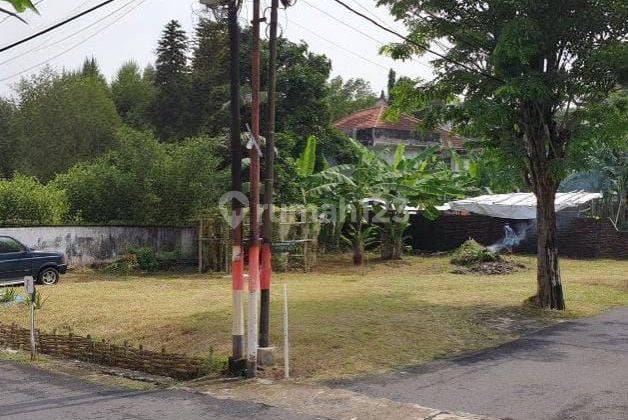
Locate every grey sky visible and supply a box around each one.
[0,0,435,98]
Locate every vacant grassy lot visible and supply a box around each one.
[1,255,626,379]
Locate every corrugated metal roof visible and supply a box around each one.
[446,191,603,219]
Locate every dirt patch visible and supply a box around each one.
[452,260,527,275]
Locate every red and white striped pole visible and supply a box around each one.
[246,0,262,378]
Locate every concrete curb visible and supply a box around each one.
[181,378,497,420]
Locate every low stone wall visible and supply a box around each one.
[408,214,627,259]
[0,323,208,380]
[0,225,198,267]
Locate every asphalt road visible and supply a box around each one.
[337,306,628,420]
[0,361,314,420]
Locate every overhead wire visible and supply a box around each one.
[0,0,144,67]
[329,0,503,83]
[301,0,434,73]
[288,18,388,70]
[0,0,148,82]
[0,0,118,54]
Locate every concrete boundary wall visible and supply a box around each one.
[0,225,198,267]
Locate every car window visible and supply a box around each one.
[0,237,25,254]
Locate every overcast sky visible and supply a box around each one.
[0,0,435,98]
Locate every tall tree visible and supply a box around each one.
[379,0,627,309]
[12,68,121,181]
[0,98,16,177]
[387,68,396,101]
[190,16,230,135]
[111,61,156,130]
[153,19,193,141]
[326,76,378,122]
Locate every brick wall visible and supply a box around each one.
[408,214,626,259]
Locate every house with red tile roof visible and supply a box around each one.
[333,96,469,171]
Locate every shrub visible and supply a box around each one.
[156,249,183,271]
[103,254,138,276]
[451,239,500,266]
[128,247,159,272]
[0,288,18,303]
[0,174,68,225]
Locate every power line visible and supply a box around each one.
[288,18,388,70]
[330,0,503,83]
[302,0,384,46]
[0,0,139,66]
[0,0,118,54]
[0,0,147,82]
[301,0,434,74]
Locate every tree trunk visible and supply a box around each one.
[353,234,364,265]
[380,227,393,260]
[533,185,565,309]
[391,233,403,260]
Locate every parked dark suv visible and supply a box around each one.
[0,236,67,286]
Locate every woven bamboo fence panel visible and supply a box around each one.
[0,323,208,380]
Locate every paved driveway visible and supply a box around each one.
[337,306,628,420]
[0,361,314,420]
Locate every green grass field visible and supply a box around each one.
[1,255,626,379]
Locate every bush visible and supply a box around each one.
[0,174,68,225]
[156,249,183,271]
[128,247,159,272]
[103,254,138,276]
[0,288,18,303]
[451,239,500,266]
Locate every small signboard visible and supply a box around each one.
[24,276,34,295]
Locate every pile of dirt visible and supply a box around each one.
[450,239,526,275]
[452,260,526,275]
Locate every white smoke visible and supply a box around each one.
[488,223,533,253]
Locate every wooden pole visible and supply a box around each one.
[247,0,262,378]
[228,0,245,369]
[260,0,279,349]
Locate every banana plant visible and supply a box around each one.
[308,138,473,263]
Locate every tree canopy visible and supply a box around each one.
[379,0,627,308]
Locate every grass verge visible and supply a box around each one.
[1,255,626,379]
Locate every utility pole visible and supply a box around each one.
[247,0,262,378]
[259,0,279,352]
[226,0,245,374]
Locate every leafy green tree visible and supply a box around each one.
[276,38,332,138]
[12,68,121,181]
[0,174,68,225]
[189,16,230,135]
[156,136,228,224]
[54,128,163,224]
[79,56,107,86]
[379,0,627,309]
[111,61,156,130]
[0,98,16,177]
[55,128,228,225]
[326,76,378,122]
[153,20,194,141]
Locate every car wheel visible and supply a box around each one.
[38,267,60,285]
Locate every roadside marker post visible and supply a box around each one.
[24,276,36,361]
